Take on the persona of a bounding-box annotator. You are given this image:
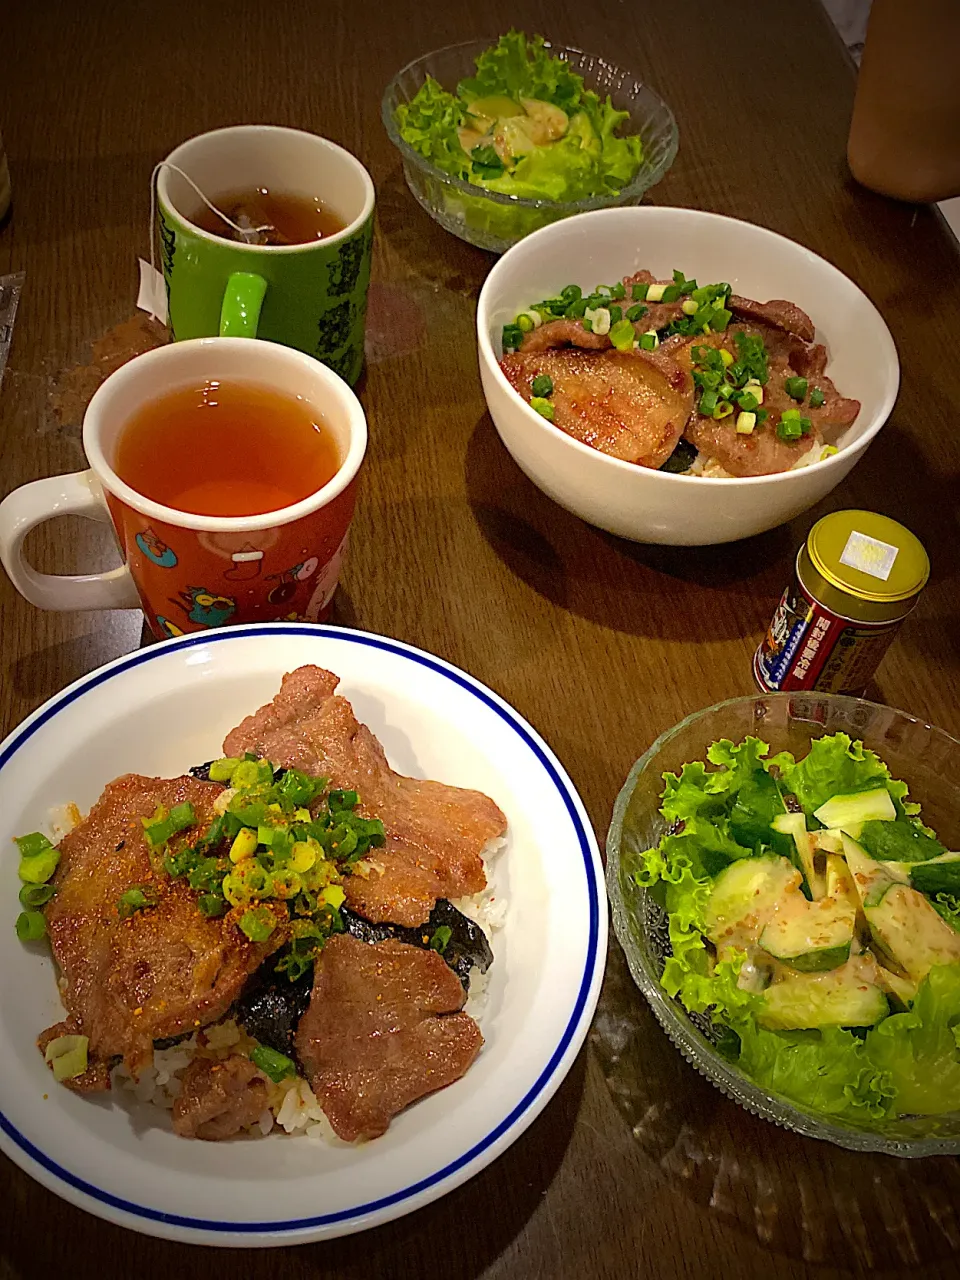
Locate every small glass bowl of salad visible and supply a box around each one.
[606,692,960,1156]
[382,34,678,254]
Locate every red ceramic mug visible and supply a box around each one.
[0,337,366,636]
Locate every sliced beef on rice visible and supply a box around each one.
[41,774,285,1083]
[499,345,693,469]
[172,1054,269,1140]
[660,330,860,478]
[235,900,491,1057]
[222,666,507,927]
[295,934,482,1142]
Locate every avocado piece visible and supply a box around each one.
[841,833,893,908]
[758,956,888,1030]
[758,882,854,972]
[567,109,600,154]
[704,856,800,954]
[864,882,960,982]
[772,811,823,899]
[518,97,568,141]
[908,852,960,897]
[465,95,524,122]
[813,786,896,832]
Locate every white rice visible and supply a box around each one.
[110,838,508,1140]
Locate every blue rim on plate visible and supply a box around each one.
[0,624,604,1237]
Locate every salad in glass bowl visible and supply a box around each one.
[607,693,960,1155]
[382,32,678,253]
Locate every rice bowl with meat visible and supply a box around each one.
[17,665,509,1144]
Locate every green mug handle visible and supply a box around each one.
[219,272,267,338]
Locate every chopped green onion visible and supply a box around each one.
[610,282,626,300]
[15,832,53,859]
[560,284,582,304]
[785,376,808,401]
[800,416,813,435]
[229,827,259,863]
[16,910,46,941]
[501,323,523,352]
[429,925,453,954]
[239,906,276,942]
[250,1044,296,1083]
[710,308,732,331]
[18,848,60,884]
[820,444,838,459]
[736,411,757,434]
[810,387,826,408]
[717,383,735,400]
[719,349,734,368]
[609,318,635,351]
[531,374,554,398]
[117,886,157,918]
[660,285,682,303]
[208,758,240,783]
[712,402,735,420]
[780,408,801,422]
[516,312,534,334]
[44,1034,88,1082]
[681,299,699,315]
[584,306,611,336]
[737,392,759,413]
[197,892,227,917]
[777,416,804,441]
[530,396,555,421]
[143,802,196,849]
[625,303,647,322]
[19,882,55,908]
[639,331,659,351]
[645,283,666,303]
[699,389,719,416]
[631,282,649,301]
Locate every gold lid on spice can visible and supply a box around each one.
[800,510,930,623]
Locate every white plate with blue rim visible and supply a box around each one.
[0,623,605,1246]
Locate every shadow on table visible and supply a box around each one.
[0,1051,584,1280]
[373,163,495,300]
[463,411,791,642]
[592,943,960,1270]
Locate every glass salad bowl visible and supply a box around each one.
[381,40,678,254]
[606,692,960,1156]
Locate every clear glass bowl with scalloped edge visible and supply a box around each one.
[606,691,960,1156]
[381,40,678,254]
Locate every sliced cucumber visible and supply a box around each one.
[703,856,800,952]
[814,828,844,854]
[813,786,896,832]
[864,882,960,982]
[758,886,854,972]
[758,957,888,1030]
[841,833,893,908]
[772,811,823,898]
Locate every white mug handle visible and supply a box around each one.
[0,470,142,610]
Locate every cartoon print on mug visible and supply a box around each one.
[167,586,237,628]
[304,533,349,621]
[155,615,185,639]
[265,553,320,606]
[135,527,178,568]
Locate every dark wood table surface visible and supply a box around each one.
[2,1,960,1276]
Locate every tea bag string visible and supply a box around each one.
[148,161,273,277]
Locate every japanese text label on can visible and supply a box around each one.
[755,510,929,697]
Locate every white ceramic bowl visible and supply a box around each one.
[0,625,605,1246]
[476,206,899,545]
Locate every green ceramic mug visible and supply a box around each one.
[157,125,375,385]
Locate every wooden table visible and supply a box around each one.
[2,1,959,1276]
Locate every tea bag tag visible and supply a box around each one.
[137,258,168,325]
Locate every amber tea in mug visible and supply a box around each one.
[191,188,346,246]
[112,380,342,517]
